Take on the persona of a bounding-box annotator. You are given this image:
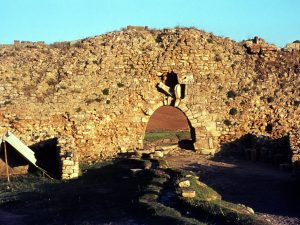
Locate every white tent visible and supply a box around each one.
[1,132,52,179]
[2,132,37,165]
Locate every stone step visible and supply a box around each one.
[200,149,216,155]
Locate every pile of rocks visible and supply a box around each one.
[58,136,79,179]
[132,144,179,159]
[60,152,79,179]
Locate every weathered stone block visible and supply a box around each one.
[178,180,190,188]
[182,190,196,198]
[62,160,74,166]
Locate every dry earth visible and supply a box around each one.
[146,106,190,131]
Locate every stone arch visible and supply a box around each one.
[139,70,219,155]
[128,67,222,156]
[142,104,196,150]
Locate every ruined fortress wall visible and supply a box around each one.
[0,27,299,166]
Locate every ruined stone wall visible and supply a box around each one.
[0,27,299,171]
[286,42,300,51]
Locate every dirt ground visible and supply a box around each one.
[146,106,190,131]
[1,148,300,225]
[165,150,300,225]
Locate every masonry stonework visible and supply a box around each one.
[0,27,299,178]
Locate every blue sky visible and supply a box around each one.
[1,0,300,47]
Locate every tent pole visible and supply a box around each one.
[4,141,10,183]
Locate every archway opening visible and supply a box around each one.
[143,106,195,151]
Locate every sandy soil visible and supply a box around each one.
[165,150,300,225]
[146,106,190,131]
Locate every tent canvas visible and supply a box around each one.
[1,132,52,179]
[2,132,37,166]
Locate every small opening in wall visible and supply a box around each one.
[29,138,61,179]
[265,123,273,134]
[224,119,232,126]
[229,108,238,116]
[266,96,274,103]
[163,72,186,100]
[164,72,179,90]
[227,90,237,99]
[180,84,186,99]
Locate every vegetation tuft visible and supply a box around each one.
[102,88,109,95]
[227,90,237,99]
[169,170,271,225]
[144,130,191,142]
[229,108,238,116]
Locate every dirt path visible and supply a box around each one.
[165,150,300,225]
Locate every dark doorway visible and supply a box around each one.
[164,72,178,90]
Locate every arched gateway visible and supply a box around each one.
[139,71,220,155]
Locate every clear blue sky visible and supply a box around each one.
[1,0,300,47]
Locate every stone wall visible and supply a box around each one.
[290,130,300,178]
[0,26,299,178]
[286,42,300,51]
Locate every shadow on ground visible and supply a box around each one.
[182,158,300,219]
[0,159,154,225]
[215,134,292,164]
